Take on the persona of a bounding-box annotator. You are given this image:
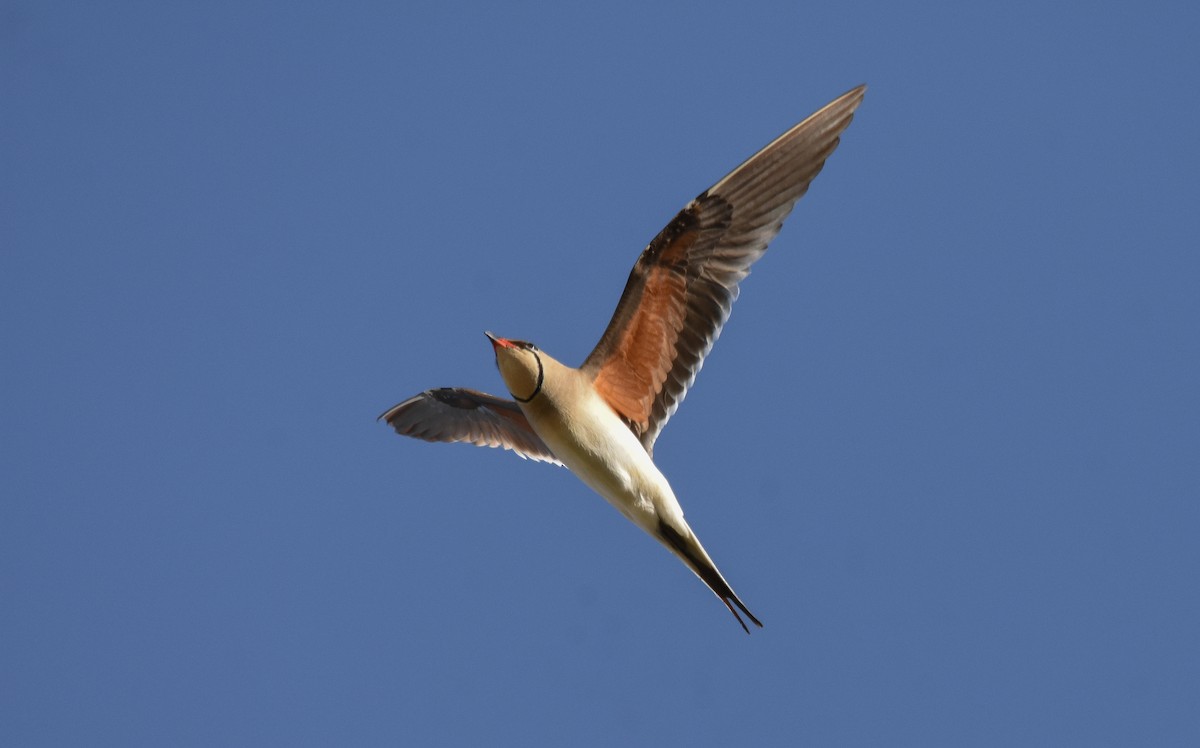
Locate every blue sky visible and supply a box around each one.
[3,2,1198,745]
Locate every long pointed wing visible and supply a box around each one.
[582,85,865,453]
[380,387,562,465]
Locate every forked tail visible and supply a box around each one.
[657,520,763,633]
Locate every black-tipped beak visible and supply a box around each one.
[485,331,515,351]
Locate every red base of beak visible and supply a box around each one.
[485,331,516,350]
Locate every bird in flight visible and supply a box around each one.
[382,85,865,632]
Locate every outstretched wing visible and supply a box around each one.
[380,387,562,465]
[582,85,865,453]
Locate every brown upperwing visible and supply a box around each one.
[581,85,866,453]
[584,202,730,440]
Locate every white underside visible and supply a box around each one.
[528,388,685,534]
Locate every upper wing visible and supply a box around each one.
[379,387,562,465]
[581,85,866,453]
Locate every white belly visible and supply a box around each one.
[528,389,682,532]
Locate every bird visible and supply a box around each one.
[381,85,865,632]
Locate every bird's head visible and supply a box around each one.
[486,332,544,403]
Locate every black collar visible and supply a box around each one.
[512,351,544,403]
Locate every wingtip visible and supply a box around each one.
[832,83,868,112]
[378,392,421,424]
[377,403,399,423]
